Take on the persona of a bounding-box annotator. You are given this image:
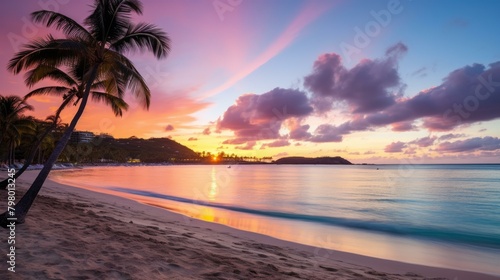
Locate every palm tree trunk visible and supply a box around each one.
[0,128,5,148]
[0,143,39,189]
[8,142,14,166]
[0,66,98,227]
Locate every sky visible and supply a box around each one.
[1,0,500,164]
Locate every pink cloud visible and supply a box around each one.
[384,141,407,153]
[202,127,211,135]
[217,87,313,145]
[391,121,417,131]
[436,137,500,153]
[235,141,256,150]
[409,136,436,147]
[261,139,290,148]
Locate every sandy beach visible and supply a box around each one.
[0,170,498,280]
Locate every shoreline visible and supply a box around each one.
[1,170,498,279]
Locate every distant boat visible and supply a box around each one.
[227,165,231,168]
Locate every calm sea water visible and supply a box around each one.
[50,164,500,275]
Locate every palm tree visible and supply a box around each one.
[0,95,34,148]
[25,63,130,117]
[0,0,170,226]
[0,63,129,189]
[0,96,35,166]
[30,118,56,164]
[3,118,34,166]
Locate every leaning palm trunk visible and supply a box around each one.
[0,99,70,189]
[0,123,54,189]
[0,66,97,227]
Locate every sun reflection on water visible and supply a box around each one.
[208,167,219,201]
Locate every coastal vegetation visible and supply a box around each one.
[0,95,34,166]
[0,0,170,226]
[0,121,276,165]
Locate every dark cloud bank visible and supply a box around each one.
[215,43,500,152]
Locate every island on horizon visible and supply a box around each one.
[273,156,352,165]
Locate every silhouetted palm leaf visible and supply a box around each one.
[111,22,170,58]
[31,10,92,41]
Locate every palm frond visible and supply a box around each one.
[103,50,150,109]
[24,65,77,87]
[90,80,105,91]
[24,86,72,99]
[122,63,150,109]
[8,36,89,74]
[99,76,125,99]
[90,91,129,116]
[0,95,34,118]
[6,117,36,143]
[111,22,170,58]
[85,0,143,43]
[45,114,61,124]
[69,58,98,84]
[31,10,92,41]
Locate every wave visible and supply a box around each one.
[109,187,500,249]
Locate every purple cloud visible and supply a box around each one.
[304,43,407,114]
[391,121,417,132]
[289,124,312,140]
[409,136,436,147]
[307,119,371,143]
[261,139,290,148]
[436,137,500,153]
[222,138,248,145]
[315,61,500,141]
[235,141,257,150]
[215,43,500,146]
[165,125,174,131]
[416,62,500,130]
[217,87,313,144]
[309,124,344,143]
[438,133,466,141]
[384,141,407,153]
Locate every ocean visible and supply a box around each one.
[49,164,500,275]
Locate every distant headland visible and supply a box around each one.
[273,156,352,165]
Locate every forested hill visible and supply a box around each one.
[273,156,352,165]
[62,137,200,163]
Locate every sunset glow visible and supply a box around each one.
[1,0,499,163]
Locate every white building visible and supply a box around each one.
[70,131,95,143]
